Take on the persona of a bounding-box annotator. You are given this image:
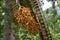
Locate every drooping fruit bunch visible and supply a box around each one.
[13,6,40,35]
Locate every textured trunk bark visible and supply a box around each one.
[3,0,16,40]
[32,0,52,40]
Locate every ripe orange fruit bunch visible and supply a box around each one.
[13,6,40,35]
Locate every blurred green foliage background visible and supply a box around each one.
[0,0,60,40]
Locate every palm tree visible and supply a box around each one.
[18,0,52,40]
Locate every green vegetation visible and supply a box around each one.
[0,0,60,40]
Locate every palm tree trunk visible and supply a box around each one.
[3,0,16,40]
[32,0,52,40]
